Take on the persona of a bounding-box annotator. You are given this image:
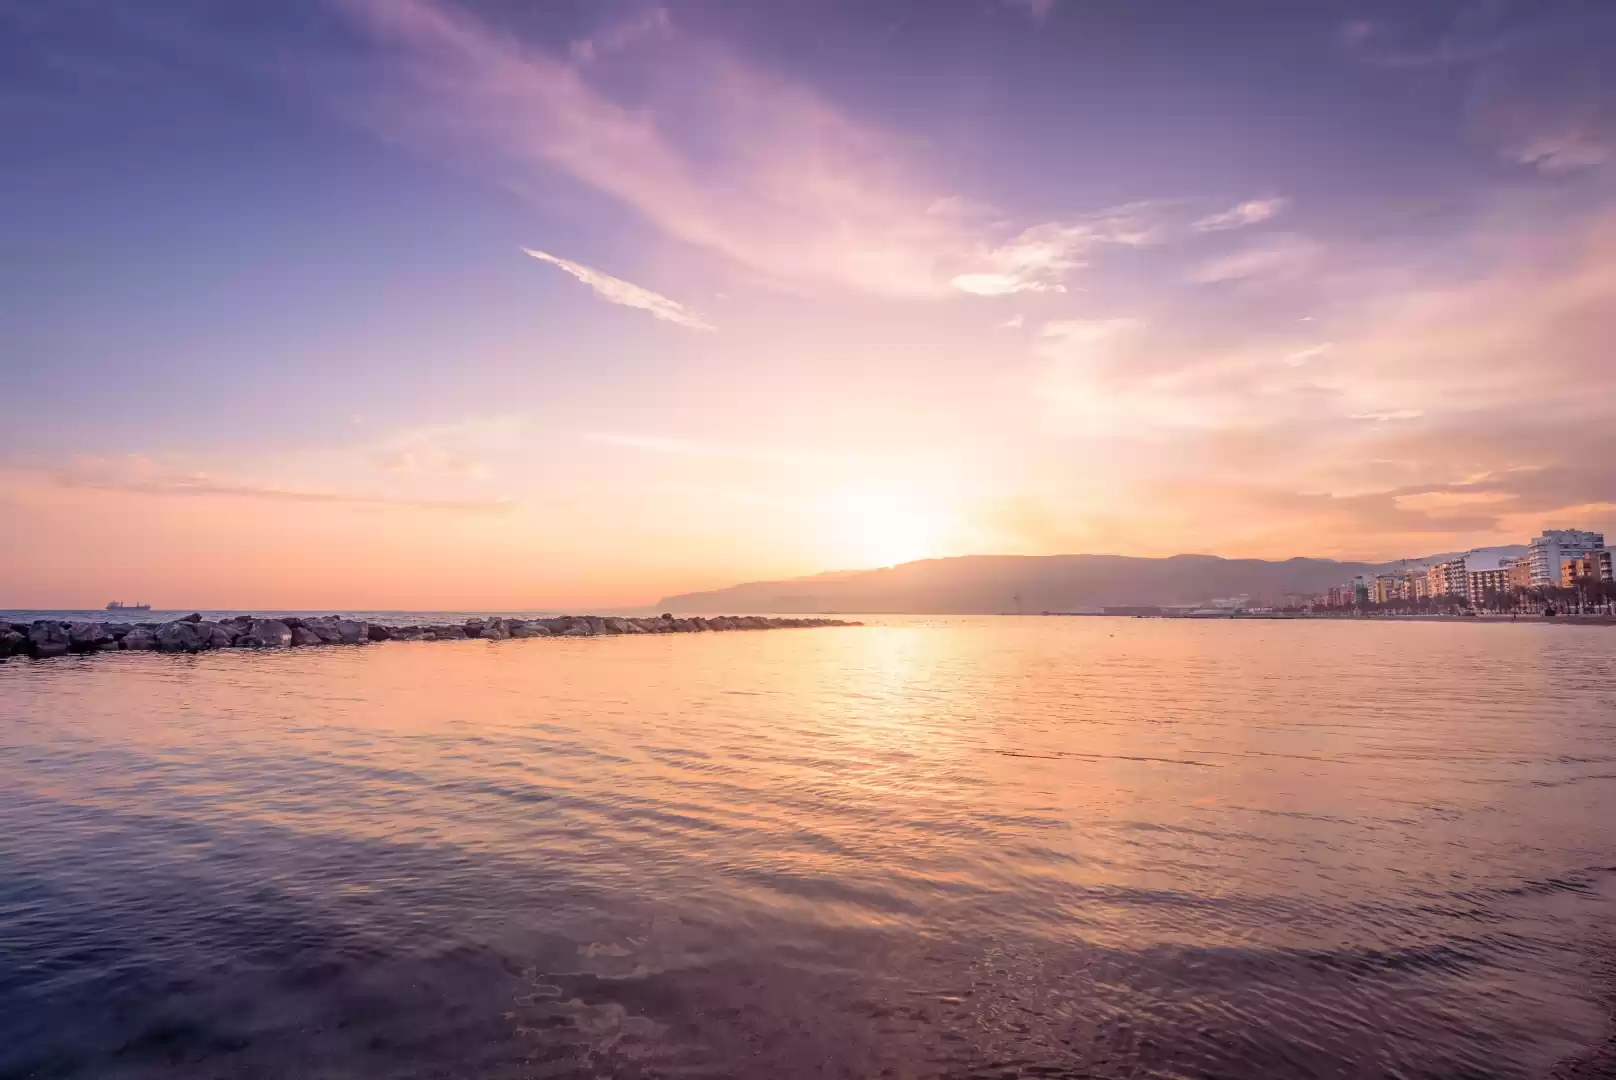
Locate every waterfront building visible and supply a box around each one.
[1560,549,1614,587]
[1371,575,1402,604]
[1405,571,1429,600]
[1460,552,1513,606]
[1506,556,1533,591]
[1427,557,1467,598]
[1526,530,1606,587]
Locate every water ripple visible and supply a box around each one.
[3,616,1615,1077]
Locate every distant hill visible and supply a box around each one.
[660,554,1348,614]
[655,547,1533,614]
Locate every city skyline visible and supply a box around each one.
[3,0,1616,608]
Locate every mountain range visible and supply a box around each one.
[656,548,1528,614]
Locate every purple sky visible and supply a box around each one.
[2,0,1614,607]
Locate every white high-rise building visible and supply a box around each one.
[1526,530,1606,587]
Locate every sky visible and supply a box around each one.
[2,0,1615,609]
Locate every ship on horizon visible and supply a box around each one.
[105,601,151,612]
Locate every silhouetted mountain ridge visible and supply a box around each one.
[656,549,1525,614]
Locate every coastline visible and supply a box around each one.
[1044,611,1616,625]
[0,613,859,661]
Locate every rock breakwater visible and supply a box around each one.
[0,613,859,660]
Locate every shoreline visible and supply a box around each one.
[1,613,859,661]
[1098,612,1616,625]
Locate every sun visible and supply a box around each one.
[819,488,953,569]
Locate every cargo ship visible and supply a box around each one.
[105,601,152,612]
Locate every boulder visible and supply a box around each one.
[0,630,26,658]
[479,618,509,641]
[156,621,203,653]
[303,618,343,644]
[28,621,71,658]
[367,624,392,642]
[336,619,367,644]
[240,619,293,648]
[464,619,486,637]
[509,622,550,638]
[195,622,235,649]
[67,621,111,650]
[182,612,203,623]
[120,629,157,651]
[290,626,322,647]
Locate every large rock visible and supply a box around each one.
[509,622,550,638]
[121,629,157,651]
[28,621,71,658]
[240,619,293,648]
[1,630,27,658]
[464,619,486,637]
[367,624,392,642]
[67,621,111,650]
[156,621,203,653]
[195,622,235,649]
[478,618,509,641]
[301,617,365,644]
[303,617,342,644]
[290,626,322,647]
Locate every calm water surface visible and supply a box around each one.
[3,617,1616,1079]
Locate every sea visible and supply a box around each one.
[3,614,1615,1079]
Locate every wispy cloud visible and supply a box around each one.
[342,0,978,297]
[952,202,1164,295]
[1193,197,1288,232]
[1284,342,1332,367]
[568,7,671,65]
[1001,0,1056,23]
[52,457,516,514]
[1190,233,1320,284]
[584,432,858,466]
[373,448,489,476]
[1507,129,1611,173]
[524,248,713,330]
